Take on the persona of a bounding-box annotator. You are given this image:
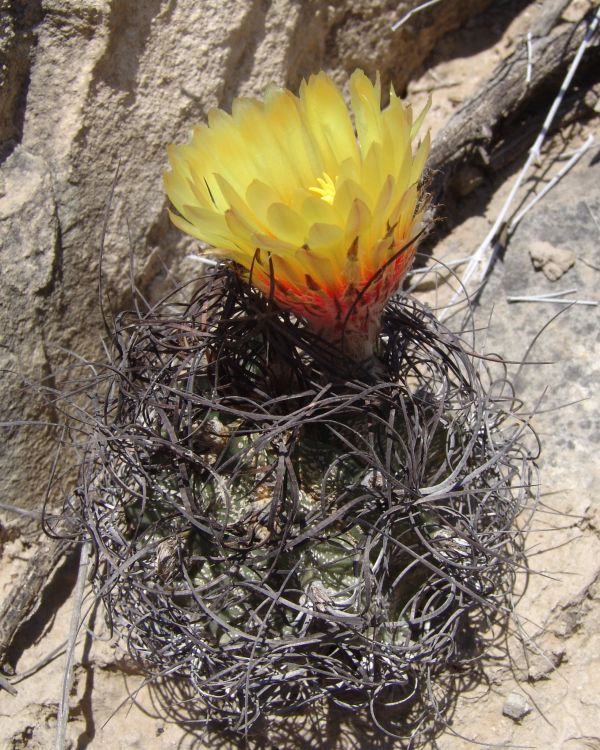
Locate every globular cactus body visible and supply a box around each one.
[74,270,531,729]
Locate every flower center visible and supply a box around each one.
[309,173,336,205]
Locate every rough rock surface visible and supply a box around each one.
[529,239,577,281]
[434,138,600,750]
[0,0,494,514]
[502,692,532,721]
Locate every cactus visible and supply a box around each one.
[72,268,532,730]
[64,70,535,735]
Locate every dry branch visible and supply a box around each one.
[428,0,599,202]
[0,536,75,668]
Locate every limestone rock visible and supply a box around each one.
[0,2,42,145]
[0,147,59,298]
[529,240,576,281]
[502,692,532,721]
[0,146,61,517]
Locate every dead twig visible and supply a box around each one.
[428,1,598,200]
[435,4,600,319]
[0,673,17,696]
[12,640,70,684]
[55,542,88,750]
[0,537,75,665]
[391,0,444,31]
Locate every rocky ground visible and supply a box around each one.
[1,1,599,748]
[428,140,600,750]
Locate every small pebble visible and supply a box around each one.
[529,240,575,281]
[502,691,532,721]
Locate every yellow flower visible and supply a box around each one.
[164,70,430,360]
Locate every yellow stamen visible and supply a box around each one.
[309,173,337,205]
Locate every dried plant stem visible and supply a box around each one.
[526,32,534,84]
[508,134,595,230]
[0,537,72,664]
[0,502,42,519]
[428,0,581,183]
[506,296,598,306]
[55,543,88,750]
[391,0,443,31]
[13,641,70,684]
[0,674,17,696]
[439,5,600,320]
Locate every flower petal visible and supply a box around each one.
[299,72,360,176]
[266,202,309,246]
[163,69,429,359]
[350,70,383,155]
